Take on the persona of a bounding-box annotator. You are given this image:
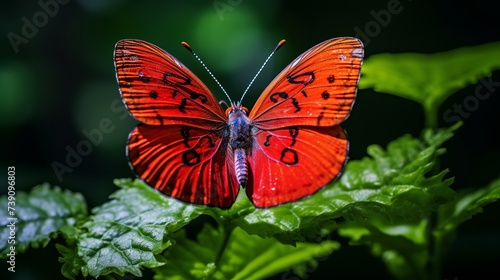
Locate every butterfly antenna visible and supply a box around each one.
[182,42,232,103]
[240,39,286,103]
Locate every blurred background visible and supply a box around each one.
[1,0,499,279]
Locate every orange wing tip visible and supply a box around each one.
[181,42,193,53]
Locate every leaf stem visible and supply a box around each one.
[215,225,233,266]
[431,232,445,280]
[425,214,441,280]
[424,103,439,129]
[207,224,234,279]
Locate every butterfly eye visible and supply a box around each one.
[224,106,248,116]
[225,107,233,116]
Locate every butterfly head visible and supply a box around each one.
[225,101,249,117]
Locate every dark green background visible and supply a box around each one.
[1,0,499,279]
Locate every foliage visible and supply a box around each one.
[1,41,499,279]
[0,184,87,255]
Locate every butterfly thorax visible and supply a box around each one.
[226,102,251,186]
[227,102,251,149]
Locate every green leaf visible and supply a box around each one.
[359,41,500,127]
[154,224,339,280]
[232,125,458,245]
[0,184,87,256]
[360,41,500,105]
[77,179,205,278]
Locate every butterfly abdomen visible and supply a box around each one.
[234,148,248,186]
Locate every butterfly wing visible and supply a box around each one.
[128,124,239,208]
[114,39,227,129]
[115,40,238,207]
[248,37,363,129]
[247,37,363,207]
[247,125,347,208]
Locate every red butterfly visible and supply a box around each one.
[114,37,363,208]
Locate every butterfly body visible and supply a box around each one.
[227,102,252,186]
[114,37,364,208]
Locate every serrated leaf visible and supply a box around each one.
[155,224,339,280]
[77,179,205,278]
[231,125,458,244]
[0,184,87,256]
[359,41,500,107]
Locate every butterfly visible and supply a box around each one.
[114,37,363,208]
